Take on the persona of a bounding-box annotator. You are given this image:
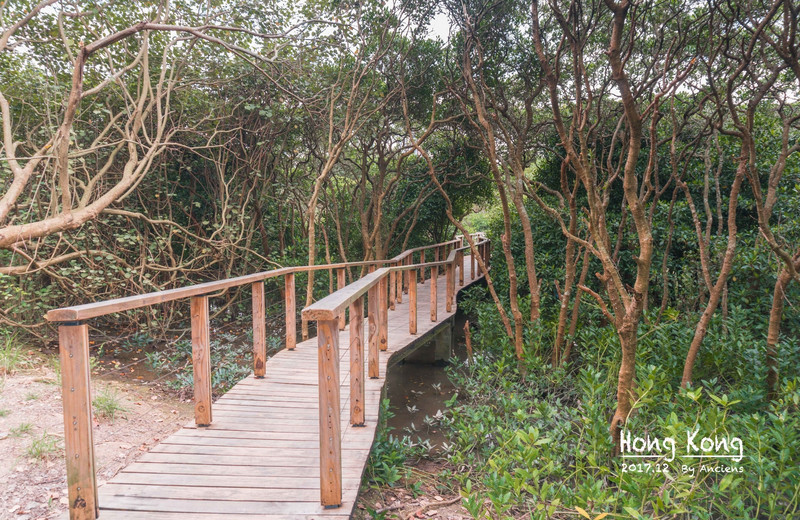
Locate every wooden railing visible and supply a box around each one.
[47,233,489,519]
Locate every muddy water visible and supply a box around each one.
[384,312,468,452]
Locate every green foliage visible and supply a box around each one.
[93,387,129,421]
[0,334,31,376]
[26,432,61,460]
[442,296,800,519]
[146,331,280,393]
[365,398,430,488]
[10,422,33,437]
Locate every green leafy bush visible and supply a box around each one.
[441,300,800,519]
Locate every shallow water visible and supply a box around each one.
[384,312,467,452]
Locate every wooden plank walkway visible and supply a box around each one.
[93,257,483,519]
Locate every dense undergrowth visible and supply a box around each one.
[437,294,800,519]
[363,291,800,519]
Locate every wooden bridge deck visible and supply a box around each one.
[92,258,482,519]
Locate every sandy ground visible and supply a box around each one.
[0,360,191,520]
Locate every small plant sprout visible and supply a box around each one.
[27,432,60,459]
[93,387,128,421]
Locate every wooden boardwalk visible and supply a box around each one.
[92,258,483,519]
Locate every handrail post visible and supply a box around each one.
[285,273,296,350]
[471,247,476,280]
[409,269,417,334]
[252,282,266,378]
[379,275,389,351]
[350,297,365,426]
[459,251,465,286]
[396,261,403,303]
[59,323,98,520]
[389,267,396,310]
[403,256,410,295]
[446,261,454,313]
[419,250,425,284]
[337,269,346,330]
[318,318,342,507]
[430,265,438,322]
[367,285,380,378]
[191,295,212,426]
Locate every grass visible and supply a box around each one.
[0,409,9,417]
[48,356,61,385]
[26,432,60,459]
[24,392,38,401]
[93,387,128,421]
[0,334,31,375]
[10,422,33,437]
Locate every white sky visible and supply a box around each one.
[427,10,453,42]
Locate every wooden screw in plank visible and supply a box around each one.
[446,262,454,313]
[59,323,98,520]
[409,269,417,334]
[430,265,438,322]
[367,285,380,378]
[378,276,389,351]
[317,318,342,507]
[349,297,365,426]
[191,295,212,426]
[337,269,346,330]
[252,282,266,378]
[285,273,296,350]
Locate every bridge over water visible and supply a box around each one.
[48,234,491,519]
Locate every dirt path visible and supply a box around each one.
[0,360,191,520]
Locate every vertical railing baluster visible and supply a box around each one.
[367,285,380,378]
[60,323,98,520]
[420,250,425,284]
[318,318,341,507]
[430,264,438,322]
[459,251,465,286]
[409,269,417,334]
[446,261,454,313]
[191,295,212,426]
[350,297,365,426]
[396,260,403,303]
[389,267,396,310]
[379,275,389,351]
[285,273,296,350]
[252,282,266,378]
[337,269,346,330]
[471,247,476,280]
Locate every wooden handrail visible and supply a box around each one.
[302,233,489,507]
[51,233,487,519]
